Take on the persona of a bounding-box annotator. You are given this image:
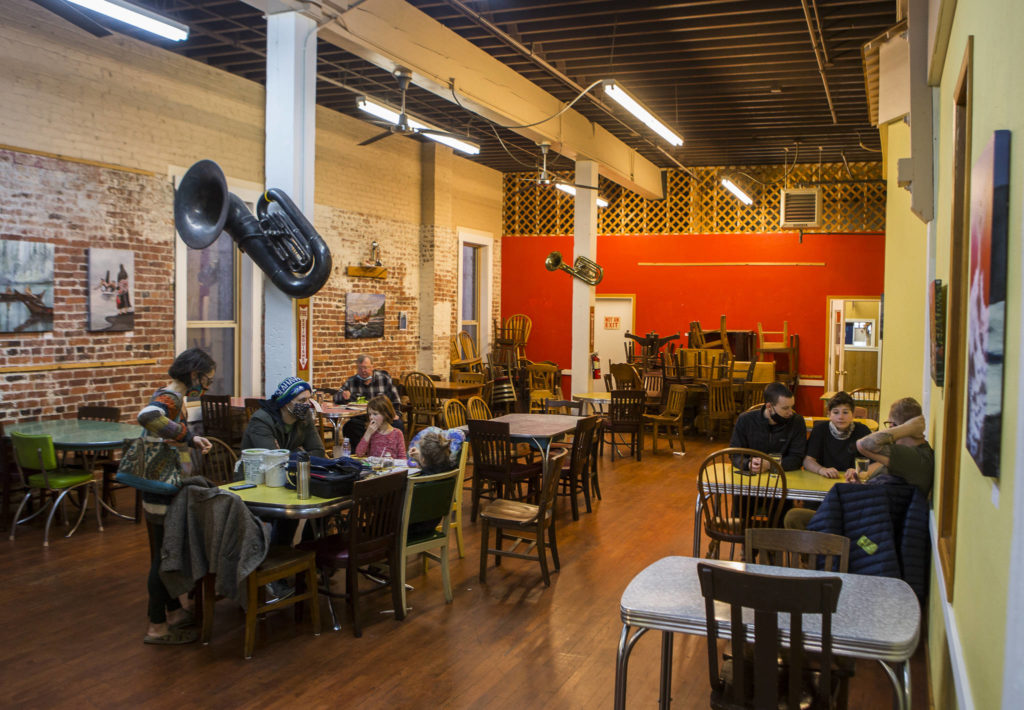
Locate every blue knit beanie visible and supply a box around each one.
[272,376,312,407]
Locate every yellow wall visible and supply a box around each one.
[882,1,1024,707]
[879,120,928,409]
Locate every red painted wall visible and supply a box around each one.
[501,232,885,414]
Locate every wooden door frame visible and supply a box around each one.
[824,295,882,392]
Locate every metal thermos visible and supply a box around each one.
[296,451,311,500]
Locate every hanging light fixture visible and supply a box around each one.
[554,182,609,208]
[64,0,189,41]
[721,174,754,205]
[602,80,683,147]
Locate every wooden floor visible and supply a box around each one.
[0,435,928,709]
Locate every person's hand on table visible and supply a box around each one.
[340,389,351,402]
[193,436,212,454]
[844,469,861,484]
[749,456,764,473]
[816,466,841,479]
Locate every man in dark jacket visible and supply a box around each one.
[241,376,325,457]
[729,382,807,471]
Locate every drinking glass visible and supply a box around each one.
[855,457,871,482]
[367,456,381,475]
[381,449,393,472]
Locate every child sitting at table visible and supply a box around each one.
[405,427,466,538]
[355,395,406,459]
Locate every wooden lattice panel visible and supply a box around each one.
[502,162,884,236]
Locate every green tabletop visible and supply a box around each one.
[6,419,142,450]
[217,482,352,520]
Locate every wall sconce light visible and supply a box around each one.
[602,80,683,147]
[554,181,609,208]
[65,0,189,41]
[721,174,754,205]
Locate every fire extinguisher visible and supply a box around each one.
[591,352,601,380]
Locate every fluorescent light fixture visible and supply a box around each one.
[66,0,189,41]
[356,95,481,155]
[721,176,754,205]
[555,182,609,208]
[602,80,683,147]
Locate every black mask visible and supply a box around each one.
[289,401,312,420]
[770,411,786,425]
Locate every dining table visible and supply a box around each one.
[6,419,144,521]
[804,415,879,432]
[614,556,921,710]
[217,480,353,520]
[432,380,484,402]
[488,413,581,480]
[692,465,841,557]
[571,391,610,414]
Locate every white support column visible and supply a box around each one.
[571,160,599,394]
[264,11,317,389]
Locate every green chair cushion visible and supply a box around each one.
[27,471,93,490]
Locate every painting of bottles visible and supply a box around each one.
[0,239,54,333]
[88,248,135,331]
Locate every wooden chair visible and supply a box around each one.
[745,528,850,573]
[504,313,532,363]
[76,405,140,521]
[750,360,776,383]
[457,330,483,372]
[542,399,584,416]
[644,384,687,454]
[740,381,764,412]
[195,436,238,485]
[9,432,103,546]
[600,389,647,462]
[243,398,264,421]
[398,461,461,609]
[610,362,641,390]
[757,321,789,357]
[849,387,881,421]
[467,419,543,522]
[696,448,787,560]
[314,409,335,454]
[729,360,755,384]
[466,395,492,421]
[442,398,468,429]
[452,371,485,384]
[479,448,568,587]
[641,369,664,413]
[403,372,443,435]
[555,415,601,521]
[299,472,409,636]
[697,562,843,710]
[706,379,738,440]
[200,394,235,445]
[449,445,470,558]
[225,546,321,659]
[526,361,560,412]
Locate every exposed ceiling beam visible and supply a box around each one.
[305,0,666,198]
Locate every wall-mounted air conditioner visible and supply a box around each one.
[780,188,822,228]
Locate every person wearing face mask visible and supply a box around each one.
[729,382,807,471]
[135,347,215,645]
[241,376,325,457]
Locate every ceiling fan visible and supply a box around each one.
[513,143,609,207]
[357,69,479,154]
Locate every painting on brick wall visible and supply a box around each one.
[966,130,1010,478]
[0,239,54,333]
[88,248,135,331]
[346,293,385,339]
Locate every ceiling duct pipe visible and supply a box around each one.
[801,0,838,124]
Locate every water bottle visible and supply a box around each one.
[341,438,352,458]
[296,451,311,500]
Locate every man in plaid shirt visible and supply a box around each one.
[335,354,404,442]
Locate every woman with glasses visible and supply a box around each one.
[136,347,215,645]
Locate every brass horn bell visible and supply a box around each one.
[174,160,332,299]
[544,251,604,285]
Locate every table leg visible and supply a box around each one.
[877,660,908,710]
[659,631,674,709]
[79,449,136,522]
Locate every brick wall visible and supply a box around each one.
[0,0,503,421]
[0,150,174,421]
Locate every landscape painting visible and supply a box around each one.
[345,292,385,339]
[88,248,135,331]
[0,239,54,333]
[965,130,1010,478]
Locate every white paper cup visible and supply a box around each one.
[263,448,290,487]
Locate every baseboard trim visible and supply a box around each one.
[929,510,974,709]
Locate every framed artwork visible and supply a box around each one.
[345,292,385,338]
[930,279,947,387]
[397,311,408,331]
[0,239,54,333]
[966,130,1010,478]
[88,248,135,331]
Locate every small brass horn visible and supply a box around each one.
[544,251,604,285]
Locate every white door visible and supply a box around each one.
[827,298,847,393]
[594,296,634,392]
